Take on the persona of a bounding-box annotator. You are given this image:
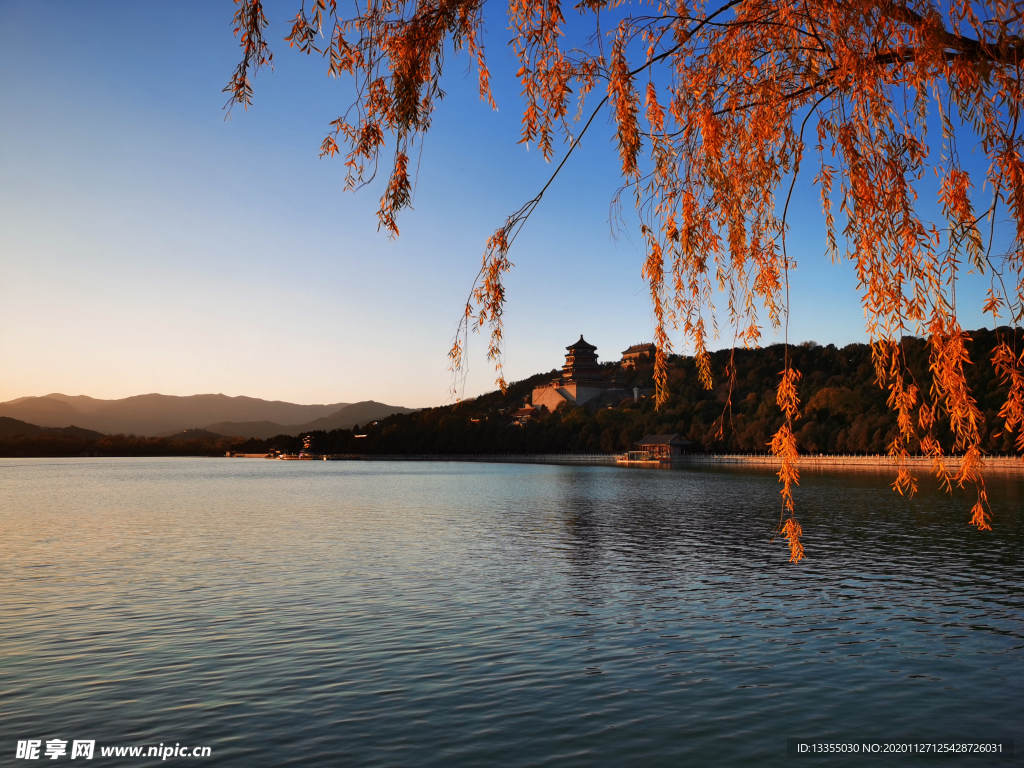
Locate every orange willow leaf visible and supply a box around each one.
[969,493,992,532]
[771,366,803,562]
[781,517,804,563]
[770,422,800,512]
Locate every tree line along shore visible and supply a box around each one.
[3,328,1023,460]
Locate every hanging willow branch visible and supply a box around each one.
[227,0,1024,561]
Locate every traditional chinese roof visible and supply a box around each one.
[636,433,691,446]
[566,335,597,352]
[622,343,656,355]
[511,403,543,422]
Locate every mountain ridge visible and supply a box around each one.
[0,416,105,441]
[207,400,418,439]
[0,393,364,437]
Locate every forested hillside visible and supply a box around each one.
[235,328,1024,457]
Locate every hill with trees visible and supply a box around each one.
[234,328,1024,458]
[0,417,105,441]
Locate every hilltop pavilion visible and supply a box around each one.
[621,342,656,370]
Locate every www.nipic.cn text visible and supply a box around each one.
[15,740,212,760]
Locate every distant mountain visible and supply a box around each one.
[0,394,350,436]
[42,393,110,414]
[165,428,225,443]
[197,421,288,440]
[0,416,105,441]
[0,397,80,427]
[297,401,418,432]
[207,401,418,439]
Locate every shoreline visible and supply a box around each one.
[227,452,1024,473]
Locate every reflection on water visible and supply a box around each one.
[1,458,1021,766]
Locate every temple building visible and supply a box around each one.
[510,402,542,425]
[532,336,612,412]
[621,342,656,370]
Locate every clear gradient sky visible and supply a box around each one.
[0,2,1000,408]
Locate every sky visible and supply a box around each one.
[0,1,1004,408]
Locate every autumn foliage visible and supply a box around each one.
[226,0,1024,560]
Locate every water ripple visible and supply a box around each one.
[1,458,1021,766]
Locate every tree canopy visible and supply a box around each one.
[226,0,1024,561]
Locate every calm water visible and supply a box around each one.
[1,458,1022,766]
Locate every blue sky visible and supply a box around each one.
[0,1,1001,407]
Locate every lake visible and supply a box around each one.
[1,458,1021,765]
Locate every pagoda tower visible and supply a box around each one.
[531,335,612,412]
[562,336,602,383]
